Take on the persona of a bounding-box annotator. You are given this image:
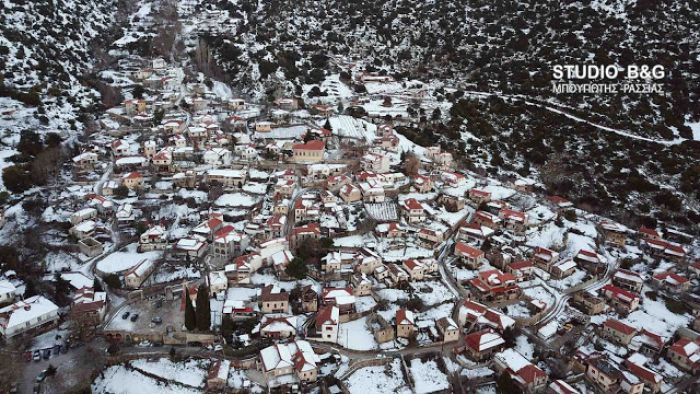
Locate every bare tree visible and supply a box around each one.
[0,342,23,392]
[403,152,421,176]
[31,147,63,185]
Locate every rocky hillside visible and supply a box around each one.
[193,0,699,136]
[0,0,125,140]
[187,0,699,232]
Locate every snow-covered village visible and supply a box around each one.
[0,0,699,393]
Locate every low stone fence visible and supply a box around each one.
[336,357,393,382]
[565,276,600,294]
[514,310,545,328]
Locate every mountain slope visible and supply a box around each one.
[0,0,122,139]
[186,0,700,232]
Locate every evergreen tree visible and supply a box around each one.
[93,278,103,292]
[53,272,71,306]
[323,118,332,131]
[221,316,234,340]
[496,372,520,394]
[184,294,196,331]
[285,257,308,280]
[2,164,34,193]
[195,284,211,331]
[132,84,145,99]
[23,280,37,298]
[103,274,121,289]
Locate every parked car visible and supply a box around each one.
[33,351,41,362]
[36,366,56,383]
[151,316,162,325]
[130,313,139,322]
[36,371,47,383]
[121,311,130,320]
[137,340,151,348]
[42,349,50,360]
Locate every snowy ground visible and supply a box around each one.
[344,358,410,394]
[215,193,260,208]
[410,280,457,307]
[591,287,693,338]
[547,269,588,291]
[130,358,208,388]
[327,115,376,142]
[337,316,377,350]
[505,302,534,319]
[418,302,455,324]
[92,364,202,394]
[95,243,161,274]
[515,335,535,359]
[409,358,450,394]
[523,285,556,308]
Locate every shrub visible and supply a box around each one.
[664,297,689,315]
[103,274,121,289]
[563,210,577,221]
[2,164,33,193]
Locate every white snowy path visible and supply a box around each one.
[462,91,686,146]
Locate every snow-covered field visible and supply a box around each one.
[92,364,202,394]
[337,316,377,350]
[215,193,260,208]
[418,302,455,323]
[252,124,304,140]
[327,115,376,141]
[130,358,208,388]
[410,281,457,307]
[344,358,410,393]
[409,358,450,394]
[591,288,693,338]
[364,202,399,222]
[95,243,161,274]
[523,285,556,307]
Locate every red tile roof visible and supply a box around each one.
[601,284,640,302]
[403,198,423,210]
[639,226,660,237]
[315,305,338,326]
[517,364,546,384]
[624,359,663,384]
[653,272,689,285]
[604,318,637,336]
[396,308,415,326]
[292,140,325,151]
[509,260,534,270]
[470,189,491,198]
[455,242,484,258]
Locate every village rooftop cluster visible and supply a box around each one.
[0,4,698,393]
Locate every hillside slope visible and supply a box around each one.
[186,0,700,231]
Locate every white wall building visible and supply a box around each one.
[0,296,59,337]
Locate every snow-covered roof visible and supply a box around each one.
[0,280,16,294]
[0,296,59,332]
